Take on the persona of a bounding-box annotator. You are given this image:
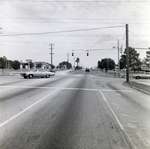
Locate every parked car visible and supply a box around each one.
[132,73,150,79]
[20,68,55,79]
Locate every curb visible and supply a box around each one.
[123,82,150,95]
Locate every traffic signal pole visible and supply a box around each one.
[126,24,129,82]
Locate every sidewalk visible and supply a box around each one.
[123,81,150,95]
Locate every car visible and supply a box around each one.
[20,68,55,79]
[85,68,90,72]
[132,73,150,79]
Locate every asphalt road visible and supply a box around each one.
[0,70,150,149]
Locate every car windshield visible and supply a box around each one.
[38,69,46,72]
[30,69,37,72]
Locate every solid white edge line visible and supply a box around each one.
[0,88,59,128]
[99,90,136,149]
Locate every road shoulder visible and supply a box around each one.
[123,82,150,95]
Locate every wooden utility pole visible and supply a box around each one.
[126,24,129,82]
[67,53,69,62]
[118,39,120,77]
[67,53,69,69]
[49,44,54,67]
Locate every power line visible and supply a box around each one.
[0,8,47,51]
[1,17,150,20]
[0,0,149,2]
[129,30,150,47]
[0,25,124,37]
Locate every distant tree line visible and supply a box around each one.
[0,56,21,70]
[97,47,149,72]
[58,61,72,69]
[0,57,50,70]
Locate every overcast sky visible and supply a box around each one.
[0,0,150,68]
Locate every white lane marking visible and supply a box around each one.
[102,89,133,92]
[0,86,58,89]
[0,86,133,92]
[0,88,59,128]
[99,90,136,149]
[0,87,16,92]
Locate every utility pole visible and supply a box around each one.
[67,53,69,63]
[49,44,54,67]
[126,24,129,82]
[67,53,69,69]
[118,39,120,77]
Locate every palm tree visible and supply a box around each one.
[76,58,80,67]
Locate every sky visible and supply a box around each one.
[0,0,150,68]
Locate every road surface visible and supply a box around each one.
[0,70,150,149]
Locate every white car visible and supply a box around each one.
[132,73,150,79]
[20,69,55,79]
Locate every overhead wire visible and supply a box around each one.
[0,0,149,2]
[0,25,124,37]
[0,8,50,52]
[129,30,150,48]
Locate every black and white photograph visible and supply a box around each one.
[0,0,150,148]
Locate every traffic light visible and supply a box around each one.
[87,50,89,56]
[72,53,74,56]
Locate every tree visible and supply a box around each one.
[11,60,20,70]
[36,63,43,68]
[119,47,142,71]
[29,61,34,69]
[59,61,72,69]
[119,55,126,69]
[98,58,115,71]
[0,57,5,68]
[144,51,150,70]
[76,58,80,67]
[98,61,103,69]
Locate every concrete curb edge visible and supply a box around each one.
[123,82,150,95]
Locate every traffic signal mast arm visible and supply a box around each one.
[71,48,115,56]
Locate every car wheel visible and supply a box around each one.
[46,74,50,78]
[136,76,140,79]
[24,76,27,79]
[29,74,33,78]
